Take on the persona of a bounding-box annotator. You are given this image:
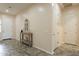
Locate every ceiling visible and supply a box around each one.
[0,3,33,15]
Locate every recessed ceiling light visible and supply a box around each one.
[5,6,11,13]
[6,9,9,12]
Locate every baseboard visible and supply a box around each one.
[33,45,54,55]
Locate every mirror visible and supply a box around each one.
[24,19,29,32]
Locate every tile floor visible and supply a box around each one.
[1,39,79,56]
[53,43,79,56]
[0,39,51,56]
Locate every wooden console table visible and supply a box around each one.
[20,31,33,47]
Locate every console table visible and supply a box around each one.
[20,31,33,47]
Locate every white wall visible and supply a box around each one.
[0,14,15,40]
[15,3,53,54]
[62,6,79,45]
[52,4,63,51]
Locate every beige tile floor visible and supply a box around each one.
[0,39,51,56]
